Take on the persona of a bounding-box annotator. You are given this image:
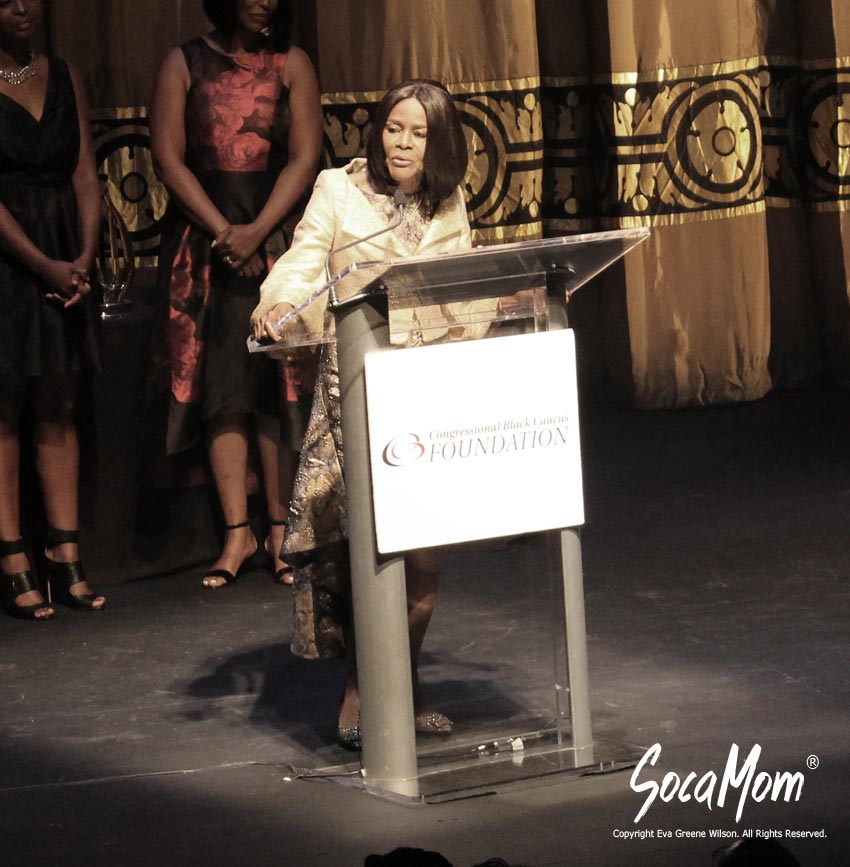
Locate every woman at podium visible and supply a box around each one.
[252,79,472,748]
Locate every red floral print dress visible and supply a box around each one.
[151,37,315,455]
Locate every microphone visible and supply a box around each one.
[393,187,408,211]
[248,190,410,353]
[324,188,408,281]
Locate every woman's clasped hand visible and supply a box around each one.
[40,258,93,306]
[212,223,267,276]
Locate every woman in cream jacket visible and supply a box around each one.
[253,79,473,750]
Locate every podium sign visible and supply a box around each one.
[365,329,584,553]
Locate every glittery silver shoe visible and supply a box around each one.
[414,710,453,735]
[336,724,362,751]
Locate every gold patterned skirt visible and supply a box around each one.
[284,342,352,660]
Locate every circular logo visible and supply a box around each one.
[383,433,425,467]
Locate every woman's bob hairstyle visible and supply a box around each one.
[203,0,294,52]
[366,79,468,211]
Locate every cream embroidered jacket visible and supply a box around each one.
[251,159,487,344]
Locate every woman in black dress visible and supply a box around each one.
[150,0,322,588]
[0,0,104,618]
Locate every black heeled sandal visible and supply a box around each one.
[43,528,104,611]
[1,538,54,621]
[202,520,257,589]
[265,519,294,585]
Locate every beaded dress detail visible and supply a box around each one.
[362,190,431,250]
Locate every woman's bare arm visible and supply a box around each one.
[213,46,324,272]
[58,63,102,306]
[150,47,230,239]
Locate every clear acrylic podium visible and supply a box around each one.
[249,228,649,803]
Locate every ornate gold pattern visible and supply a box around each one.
[799,67,850,210]
[596,68,766,226]
[540,75,596,235]
[91,107,167,268]
[759,65,801,205]
[542,56,850,228]
[88,60,850,263]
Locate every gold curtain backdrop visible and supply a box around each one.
[49,0,850,408]
[49,0,208,262]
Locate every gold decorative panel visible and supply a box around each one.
[92,107,168,268]
[799,59,850,211]
[597,62,767,227]
[541,77,596,234]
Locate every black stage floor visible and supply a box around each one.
[1,386,848,866]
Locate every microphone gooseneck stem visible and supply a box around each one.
[324,189,409,281]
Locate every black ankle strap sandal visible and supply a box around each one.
[46,527,79,548]
[0,538,24,558]
[1,538,54,621]
[43,527,104,612]
[265,520,294,586]
[202,520,256,589]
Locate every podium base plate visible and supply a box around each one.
[285,735,646,805]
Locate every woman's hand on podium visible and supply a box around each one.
[253,302,294,343]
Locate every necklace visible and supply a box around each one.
[0,51,37,86]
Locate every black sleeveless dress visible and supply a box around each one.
[0,58,100,423]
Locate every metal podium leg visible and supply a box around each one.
[559,527,594,764]
[547,279,594,764]
[334,299,419,799]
